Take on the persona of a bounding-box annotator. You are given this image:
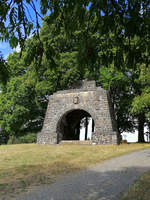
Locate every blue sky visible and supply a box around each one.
[0,0,43,59]
[0,42,12,59]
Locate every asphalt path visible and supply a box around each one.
[16,148,150,200]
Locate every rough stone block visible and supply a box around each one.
[37,80,119,145]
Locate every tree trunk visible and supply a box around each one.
[138,114,145,143]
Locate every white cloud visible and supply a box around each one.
[13,44,21,53]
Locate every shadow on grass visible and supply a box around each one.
[1,148,150,200]
[6,166,149,200]
[0,162,82,200]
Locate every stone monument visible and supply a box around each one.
[37,80,119,144]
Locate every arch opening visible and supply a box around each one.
[57,109,95,143]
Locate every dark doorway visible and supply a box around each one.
[57,109,95,143]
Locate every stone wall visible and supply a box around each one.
[37,80,119,145]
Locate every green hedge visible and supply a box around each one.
[7,133,37,144]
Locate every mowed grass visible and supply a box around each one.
[120,170,150,200]
[0,143,150,199]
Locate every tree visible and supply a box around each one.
[1,1,150,68]
[98,60,150,143]
[1,1,150,143]
[0,72,44,141]
[131,64,150,142]
[0,53,9,83]
[0,20,82,143]
[99,66,136,135]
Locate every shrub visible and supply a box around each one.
[0,131,9,144]
[18,133,37,143]
[7,136,20,144]
[7,133,37,144]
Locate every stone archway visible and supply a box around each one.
[37,80,119,145]
[56,109,95,143]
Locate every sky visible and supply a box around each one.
[0,42,12,59]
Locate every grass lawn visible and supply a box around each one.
[0,143,150,199]
[120,170,150,200]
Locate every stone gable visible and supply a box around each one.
[37,80,119,144]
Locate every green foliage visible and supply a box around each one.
[99,66,136,134]
[0,1,149,70]
[0,54,9,83]
[130,64,150,123]
[131,88,150,122]
[0,0,33,48]
[0,64,44,142]
[0,1,150,143]
[7,133,37,144]
[99,63,150,142]
[99,67,127,90]
[0,129,9,144]
[0,17,83,144]
[0,1,150,84]
[18,133,37,143]
[7,136,19,144]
